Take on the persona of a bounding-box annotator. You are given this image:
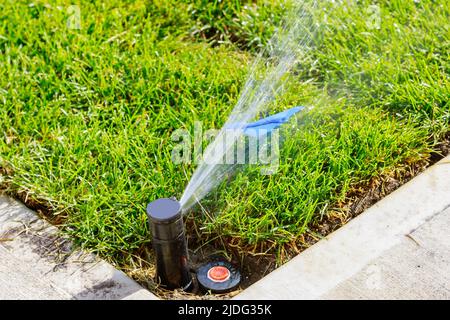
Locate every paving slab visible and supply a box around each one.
[0,195,157,300]
[320,207,450,299]
[236,156,450,300]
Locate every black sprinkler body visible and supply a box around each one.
[146,198,192,290]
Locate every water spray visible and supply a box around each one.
[146,1,318,293]
[146,106,302,293]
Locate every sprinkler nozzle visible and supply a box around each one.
[146,198,192,290]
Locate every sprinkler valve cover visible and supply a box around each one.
[197,260,240,293]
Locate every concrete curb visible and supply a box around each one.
[235,156,450,299]
[0,195,157,300]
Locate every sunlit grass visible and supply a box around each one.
[0,0,448,269]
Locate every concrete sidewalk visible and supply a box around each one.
[0,195,156,300]
[236,156,450,299]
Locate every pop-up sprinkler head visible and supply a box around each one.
[146,198,192,290]
[196,260,241,293]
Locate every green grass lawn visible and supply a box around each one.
[0,0,449,282]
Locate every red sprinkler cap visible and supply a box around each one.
[197,260,240,293]
[207,266,230,283]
